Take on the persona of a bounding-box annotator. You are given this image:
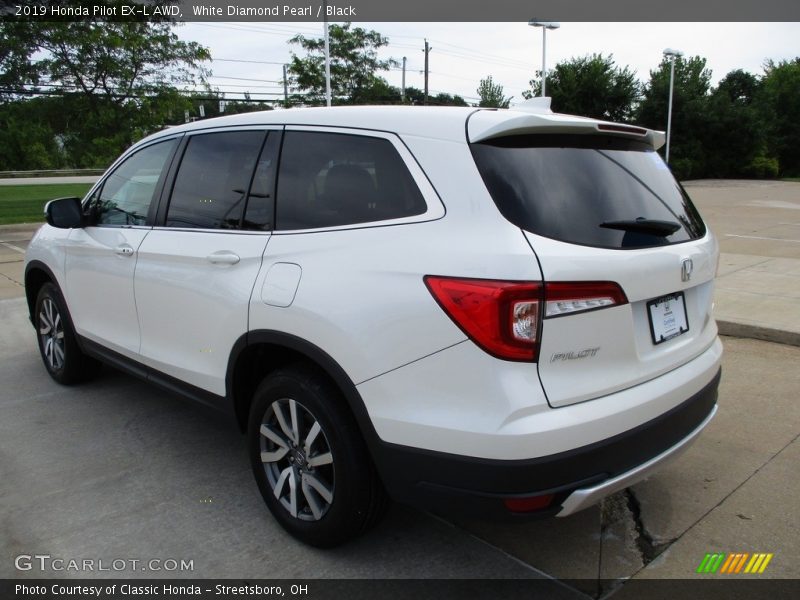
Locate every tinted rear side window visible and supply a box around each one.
[166,131,266,229]
[276,131,426,230]
[470,135,706,249]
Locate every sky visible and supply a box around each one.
[177,22,800,105]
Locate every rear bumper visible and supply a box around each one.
[370,367,720,519]
[557,402,717,516]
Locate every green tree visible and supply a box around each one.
[477,75,511,108]
[0,98,66,170]
[0,21,41,98]
[431,91,469,107]
[760,58,800,176]
[0,1,210,168]
[716,69,760,105]
[703,70,770,178]
[522,54,640,122]
[636,55,712,178]
[287,23,397,105]
[401,86,467,106]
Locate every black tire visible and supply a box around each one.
[34,282,99,384]
[248,363,388,547]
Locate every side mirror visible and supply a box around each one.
[44,197,83,229]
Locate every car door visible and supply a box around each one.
[133,128,280,397]
[65,137,180,356]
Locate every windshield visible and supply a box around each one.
[470,134,706,249]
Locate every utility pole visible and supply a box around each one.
[401,56,407,102]
[423,40,431,105]
[282,64,289,107]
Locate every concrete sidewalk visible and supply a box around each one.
[715,253,800,346]
[685,180,800,348]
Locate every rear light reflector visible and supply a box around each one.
[544,281,628,318]
[503,494,555,513]
[424,276,543,361]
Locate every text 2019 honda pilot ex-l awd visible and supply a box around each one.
[24,100,722,547]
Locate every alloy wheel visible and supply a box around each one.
[39,297,65,371]
[259,398,335,521]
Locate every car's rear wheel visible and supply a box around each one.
[34,282,98,384]
[248,364,387,547]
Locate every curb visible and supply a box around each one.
[717,320,800,348]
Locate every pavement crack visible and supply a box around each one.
[623,488,672,564]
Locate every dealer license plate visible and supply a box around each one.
[647,292,689,345]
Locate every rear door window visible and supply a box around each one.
[275,131,426,230]
[166,131,266,230]
[470,134,706,249]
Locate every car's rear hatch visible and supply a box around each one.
[468,104,719,407]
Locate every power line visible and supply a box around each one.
[212,58,288,66]
[0,86,314,100]
[385,40,531,71]
[432,48,532,72]
[427,71,479,83]
[208,75,283,83]
[194,23,313,37]
[208,84,285,90]
[429,39,532,68]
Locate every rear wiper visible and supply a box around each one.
[600,217,681,236]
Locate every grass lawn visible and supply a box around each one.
[0,183,92,225]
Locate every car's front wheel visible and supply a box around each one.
[248,364,387,547]
[34,282,98,384]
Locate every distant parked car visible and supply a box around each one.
[25,101,722,547]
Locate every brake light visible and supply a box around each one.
[596,123,648,136]
[424,276,542,361]
[425,277,628,361]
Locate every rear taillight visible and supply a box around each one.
[424,276,543,361]
[425,277,627,362]
[544,282,628,318]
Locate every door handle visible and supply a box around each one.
[114,244,135,257]
[206,251,240,265]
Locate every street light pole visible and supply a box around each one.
[663,48,684,164]
[323,0,331,107]
[528,19,560,97]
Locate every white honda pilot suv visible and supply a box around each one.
[25,101,722,547]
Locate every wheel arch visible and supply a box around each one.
[227,331,381,449]
[24,260,60,326]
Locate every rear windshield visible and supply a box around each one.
[470,134,706,249]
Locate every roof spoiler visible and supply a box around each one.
[510,97,553,114]
[471,102,666,150]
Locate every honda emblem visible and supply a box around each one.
[681,258,694,282]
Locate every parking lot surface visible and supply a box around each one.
[1,180,799,595]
